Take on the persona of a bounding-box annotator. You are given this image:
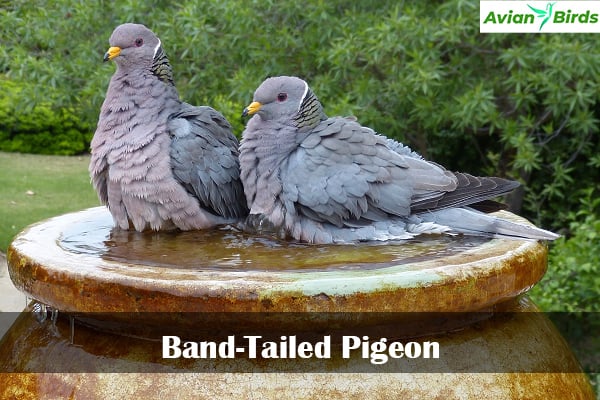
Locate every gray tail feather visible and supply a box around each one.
[419,207,560,241]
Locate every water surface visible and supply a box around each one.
[58,211,490,272]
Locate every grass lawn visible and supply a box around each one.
[0,151,100,252]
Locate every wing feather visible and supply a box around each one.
[282,116,518,227]
[169,104,248,218]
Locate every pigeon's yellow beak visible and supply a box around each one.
[103,46,121,62]
[242,101,262,117]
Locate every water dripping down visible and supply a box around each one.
[70,315,75,344]
[31,301,48,323]
[30,302,63,339]
[50,308,59,325]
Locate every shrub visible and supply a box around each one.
[530,188,600,312]
[0,78,92,155]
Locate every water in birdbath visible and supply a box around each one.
[57,208,489,272]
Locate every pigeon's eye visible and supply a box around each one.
[134,38,144,47]
[277,93,287,102]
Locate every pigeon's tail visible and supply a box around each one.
[418,207,560,241]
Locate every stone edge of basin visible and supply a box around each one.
[7,207,548,313]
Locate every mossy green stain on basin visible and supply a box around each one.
[256,264,447,298]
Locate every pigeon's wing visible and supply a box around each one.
[89,129,110,205]
[168,104,248,219]
[383,138,520,212]
[89,155,109,205]
[281,118,458,227]
[410,172,519,212]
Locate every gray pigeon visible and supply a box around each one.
[239,76,559,244]
[89,23,247,231]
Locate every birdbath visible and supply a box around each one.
[0,207,594,399]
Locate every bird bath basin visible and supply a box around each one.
[0,207,593,399]
[5,207,545,315]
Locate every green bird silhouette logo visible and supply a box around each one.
[528,2,556,31]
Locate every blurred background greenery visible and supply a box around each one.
[0,0,598,390]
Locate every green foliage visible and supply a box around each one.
[0,78,92,154]
[2,0,598,231]
[528,188,600,394]
[530,188,600,312]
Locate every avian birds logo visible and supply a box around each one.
[527,2,556,31]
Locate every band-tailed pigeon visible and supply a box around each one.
[240,76,558,243]
[90,23,247,231]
